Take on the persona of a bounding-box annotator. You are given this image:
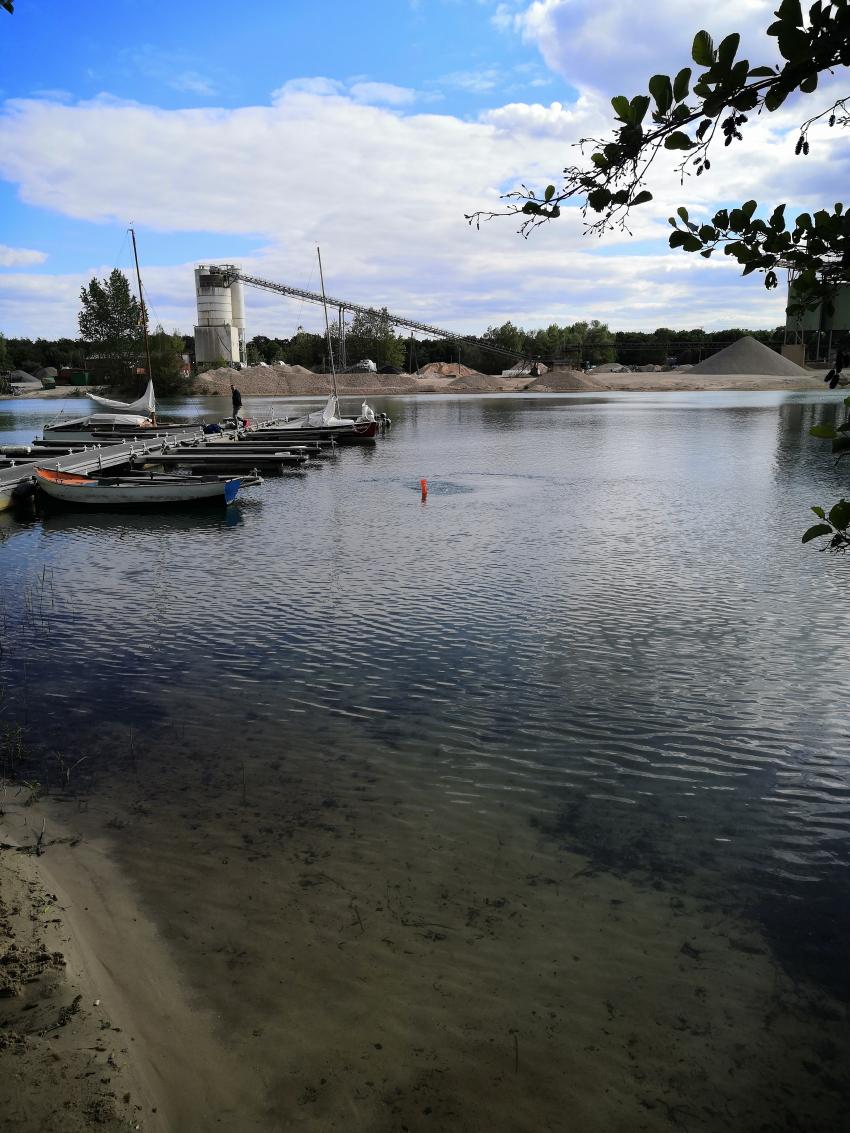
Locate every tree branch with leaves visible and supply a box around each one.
[468,0,850,314]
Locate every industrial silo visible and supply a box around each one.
[194,265,246,367]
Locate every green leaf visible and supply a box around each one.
[802,523,833,543]
[677,206,689,223]
[811,506,826,519]
[764,84,790,111]
[665,131,695,150]
[844,395,850,407]
[828,499,850,529]
[742,200,758,220]
[544,184,555,202]
[611,95,631,121]
[673,67,691,102]
[776,0,803,23]
[748,66,776,77]
[769,204,786,229]
[809,425,838,438]
[692,30,715,66]
[631,190,653,206]
[717,33,740,67]
[649,74,673,113]
[629,95,650,123]
[587,187,612,212]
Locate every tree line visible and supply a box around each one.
[0,267,787,388]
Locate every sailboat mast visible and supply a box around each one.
[316,246,339,402]
[129,226,153,385]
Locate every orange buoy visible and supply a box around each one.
[420,478,428,500]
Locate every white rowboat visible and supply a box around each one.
[35,467,242,506]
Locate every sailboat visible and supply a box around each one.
[39,230,204,447]
[249,249,380,444]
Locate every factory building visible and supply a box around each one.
[194,265,246,367]
[784,275,850,366]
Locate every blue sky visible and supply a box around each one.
[0,1,843,339]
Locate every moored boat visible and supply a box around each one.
[35,467,242,507]
[41,412,204,445]
[251,395,379,443]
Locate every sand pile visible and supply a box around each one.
[447,373,510,392]
[528,369,600,392]
[593,362,628,373]
[197,364,421,397]
[417,361,481,378]
[502,363,549,376]
[690,336,806,376]
[198,365,295,396]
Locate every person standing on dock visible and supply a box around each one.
[230,382,243,428]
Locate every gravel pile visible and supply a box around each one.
[197,365,422,397]
[690,336,806,376]
[417,361,482,378]
[528,369,600,392]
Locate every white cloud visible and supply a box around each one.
[510,0,778,94]
[123,45,217,99]
[171,72,217,97]
[0,244,47,267]
[0,70,842,338]
[349,82,418,106]
[437,67,502,93]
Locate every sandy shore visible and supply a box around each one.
[0,800,266,1132]
[10,370,833,403]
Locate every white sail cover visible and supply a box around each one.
[90,379,156,416]
[303,394,350,427]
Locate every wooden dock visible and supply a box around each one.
[0,436,174,512]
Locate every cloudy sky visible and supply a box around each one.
[0,0,844,340]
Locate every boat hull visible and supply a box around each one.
[252,420,379,444]
[35,468,241,507]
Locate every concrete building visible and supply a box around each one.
[784,275,850,366]
[194,265,246,367]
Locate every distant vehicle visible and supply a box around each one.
[343,358,377,373]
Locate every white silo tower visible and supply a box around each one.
[193,264,247,367]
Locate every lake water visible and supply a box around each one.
[2,391,849,1130]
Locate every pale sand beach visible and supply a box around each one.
[3,711,848,1132]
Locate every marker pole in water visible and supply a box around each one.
[420,479,428,500]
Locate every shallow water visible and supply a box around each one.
[2,391,850,1128]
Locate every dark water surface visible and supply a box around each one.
[2,391,850,1127]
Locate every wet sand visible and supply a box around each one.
[3,715,848,1132]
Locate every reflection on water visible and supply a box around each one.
[2,391,850,1126]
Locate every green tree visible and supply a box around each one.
[482,321,526,357]
[78,269,144,384]
[0,333,7,371]
[345,308,404,369]
[470,2,850,315]
[564,320,617,366]
[148,325,193,395]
